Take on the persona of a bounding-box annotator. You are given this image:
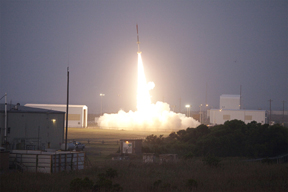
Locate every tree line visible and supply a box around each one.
[142,120,288,158]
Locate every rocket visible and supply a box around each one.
[136,24,141,54]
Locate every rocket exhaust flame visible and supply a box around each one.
[97,25,200,131]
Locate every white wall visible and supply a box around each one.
[210,109,266,125]
[220,95,240,110]
[25,104,88,128]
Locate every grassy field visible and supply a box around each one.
[1,128,287,192]
[68,127,171,164]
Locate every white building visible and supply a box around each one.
[25,104,88,128]
[209,95,266,125]
[220,94,240,110]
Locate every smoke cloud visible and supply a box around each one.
[97,101,200,131]
[97,52,200,131]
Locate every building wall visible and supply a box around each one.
[220,95,240,110]
[210,109,266,125]
[25,104,88,128]
[0,112,64,150]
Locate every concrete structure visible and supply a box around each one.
[159,154,178,164]
[120,139,142,154]
[143,153,155,163]
[25,104,88,128]
[0,104,65,150]
[209,95,266,125]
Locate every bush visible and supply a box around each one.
[153,179,162,188]
[261,157,274,164]
[112,183,123,192]
[94,176,113,191]
[202,155,221,167]
[106,168,118,179]
[70,177,93,192]
[183,152,194,159]
[93,169,122,191]
[186,179,198,191]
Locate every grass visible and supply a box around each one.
[1,127,288,192]
[68,127,171,164]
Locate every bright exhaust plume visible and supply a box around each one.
[97,53,200,131]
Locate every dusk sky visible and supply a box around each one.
[1,0,287,114]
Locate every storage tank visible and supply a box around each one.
[61,143,75,151]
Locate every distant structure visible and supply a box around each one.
[25,104,88,128]
[209,94,266,125]
[120,139,142,154]
[0,103,65,150]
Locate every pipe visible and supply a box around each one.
[4,93,7,146]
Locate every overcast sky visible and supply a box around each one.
[1,0,287,114]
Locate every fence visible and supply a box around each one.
[9,150,85,173]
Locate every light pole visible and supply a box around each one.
[205,104,208,124]
[0,93,7,146]
[100,93,105,115]
[199,104,202,124]
[185,104,190,117]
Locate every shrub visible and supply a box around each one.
[94,170,122,191]
[202,155,221,167]
[153,179,162,188]
[112,183,123,192]
[184,152,194,159]
[186,179,198,191]
[95,176,113,191]
[261,157,274,164]
[106,168,118,179]
[70,177,94,192]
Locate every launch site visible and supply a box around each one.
[1,0,288,191]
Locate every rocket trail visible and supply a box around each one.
[96,24,200,131]
[136,24,141,54]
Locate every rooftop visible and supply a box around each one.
[25,103,87,108]
[220,94,240,98]
[0,103,65,114]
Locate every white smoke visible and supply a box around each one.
[97,101,200,131]
[97,52,200,131]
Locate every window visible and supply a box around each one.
[223,115,230,120]
[245,115,252,120]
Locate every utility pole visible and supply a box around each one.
[240,85,242,109]
[100,93,105,115]
[205,82,208,106]
[65,67,69,151]
[283,101,285,124]
[4,93,7,146]
[179,97,181,113]
[0,93,7,147]
[268,99,272,124]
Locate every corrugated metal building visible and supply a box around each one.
[25,104,88,128]
[0,104,65,150]
[209,95,266,125]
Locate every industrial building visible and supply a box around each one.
[0,103,65,150]
[25,104,88,128]
[209,94,266,125]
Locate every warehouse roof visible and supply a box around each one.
[220,94,240,98]
[25,103,87,108]
[0,103,64,114]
